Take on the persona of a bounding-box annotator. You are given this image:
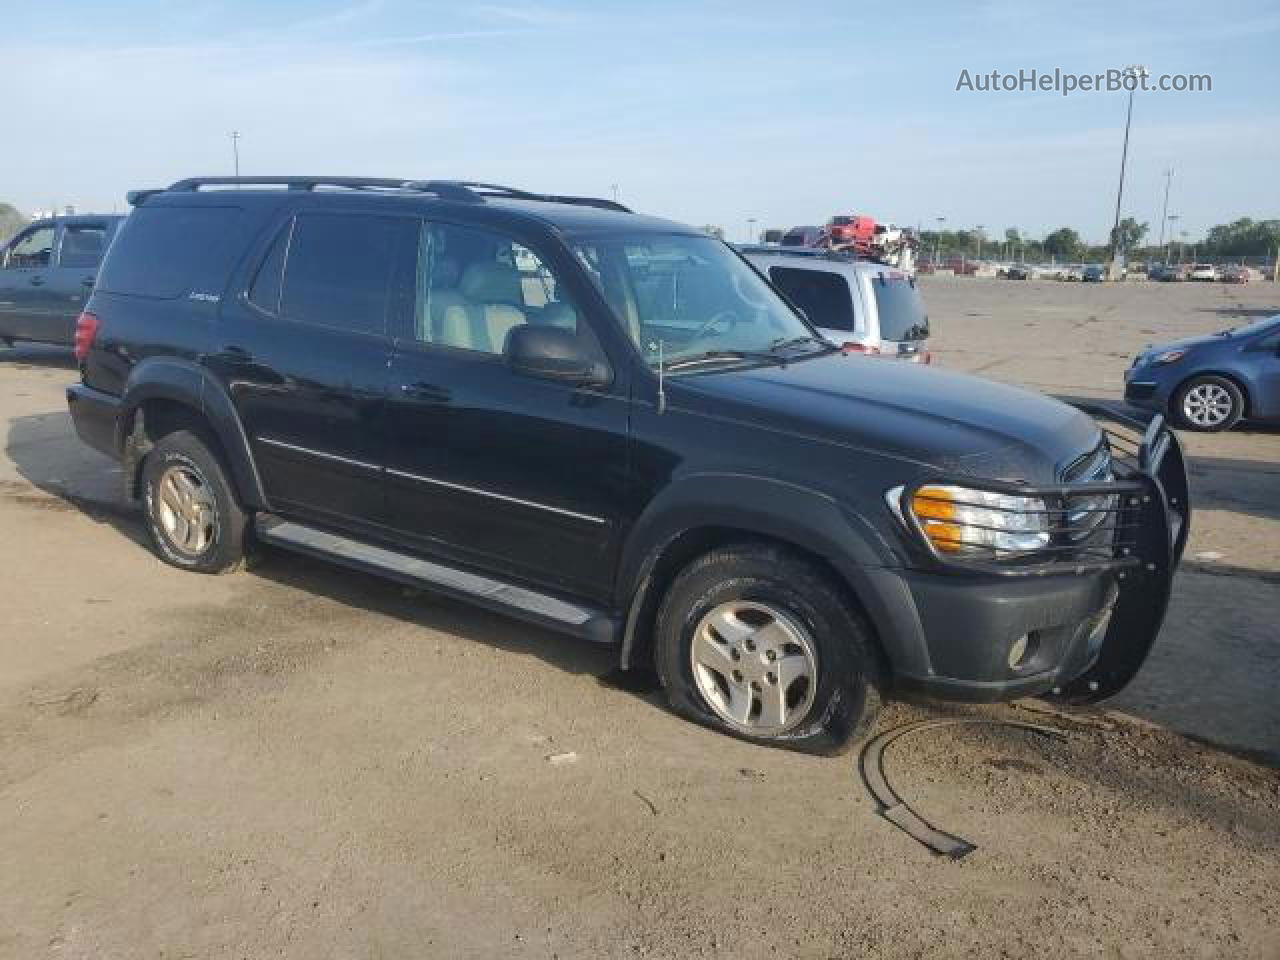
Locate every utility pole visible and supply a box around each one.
[610,183,619,203]
[974,224,985,261]
[230,131,241,177]
[1156,167,1173,254]
[1109,65,1148,278]
[1165,214,1180,264]
[934,216,946,265]
[746,218,757,243]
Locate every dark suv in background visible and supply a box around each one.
[0,214,124,347]
[67,176,1189,753]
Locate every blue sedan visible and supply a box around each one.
[1124,315,1280,431]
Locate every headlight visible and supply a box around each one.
[887,484,1051,555]
[1154,349,1186,364]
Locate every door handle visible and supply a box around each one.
[28,276,44,286]
[399,382,450,404]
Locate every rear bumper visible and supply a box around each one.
[66,384,121,460]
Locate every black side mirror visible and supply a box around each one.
[507,324,610,387]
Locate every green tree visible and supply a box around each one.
[1043,227,1083,260]
[0,202,28,246]
[1109,217,1148,253]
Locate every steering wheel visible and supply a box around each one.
[690,309,738,341]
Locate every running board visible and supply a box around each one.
[254,514,619,645]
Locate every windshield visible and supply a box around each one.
[571,234,822,368]
[1228,315,1280,338]
[870,274,930,341]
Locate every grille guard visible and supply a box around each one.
[899,406,1190,704]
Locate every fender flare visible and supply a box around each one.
[117,357,269,509]
[615,472,903,669]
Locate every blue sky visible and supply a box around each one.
[3,0,1277,243]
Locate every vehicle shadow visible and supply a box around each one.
[1196,305,1279,319]
[0,343,77,370]
[4,410,652,697]
[1186,454,1280,524]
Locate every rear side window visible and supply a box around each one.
[4,225,55,268]
[768,266,855,332]
[870,276,930,342]
[58,224,108,269]
[98,206,244,299]
[279,213,404,336]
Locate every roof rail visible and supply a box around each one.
[406,180,633,213]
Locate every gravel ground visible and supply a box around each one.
[1,277,1277,959]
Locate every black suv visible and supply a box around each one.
[67,177,1190,753]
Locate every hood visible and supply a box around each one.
[1135,331,1235,362]
[670,352,1101,481]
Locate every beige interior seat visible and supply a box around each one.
[439,262,527,353]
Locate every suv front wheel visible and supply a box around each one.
[141,429,249,574]
[654,543,882,754]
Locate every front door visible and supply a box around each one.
[382,219,630,601]
[0,223,57,342]
[213,210,416,531]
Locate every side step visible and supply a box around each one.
[254,514,619,645]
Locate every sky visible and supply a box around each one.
[2,0,1277,244]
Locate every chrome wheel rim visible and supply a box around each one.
[689,601,818,736]
[155,464,216,557]
[1182,382,1234,427]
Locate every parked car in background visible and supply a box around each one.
[822,215,876,253]
[67,175,1189,752]
[0,214,125,347]
[780,225,822,248]
[1125,314,1280,431]
[1059,266,1083,282]
[1188,263,1219,282]
[761,228,785,244]
[1150,264,1183,282]
[1003,265,1032,280]
[741,246,930,361]
[1221,265,1251,284]
[1082,265,1105,282]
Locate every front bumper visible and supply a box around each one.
[880,410,1189,705]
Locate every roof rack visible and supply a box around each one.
[129,176,633,213]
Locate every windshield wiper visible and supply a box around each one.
[767,334,832,353]
[664,349,777,370]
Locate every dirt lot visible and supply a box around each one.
[1,278,1277,959]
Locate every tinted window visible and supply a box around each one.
[768,266,855,332]
[4,226,55,269]
[247,221,290,315]
[414,221,590,355]
[280,213,403,336]
[98,206,244,299]
[58,224,108,269]
[871,275,930,341]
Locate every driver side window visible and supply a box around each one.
[4,226,55,269]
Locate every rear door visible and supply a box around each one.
[42,220,115,344]
[215,209,417,531]
[0,222,57,341]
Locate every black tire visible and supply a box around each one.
[141,429,249,573]
[654,542,882,755]
[1172,374,1244,432]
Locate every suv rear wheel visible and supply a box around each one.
[141,429,249,573]
[654,543,881,754]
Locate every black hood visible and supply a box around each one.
[670,353,1101,482]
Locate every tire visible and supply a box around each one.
[141,429,249,573]
[1172,375,1244,432]
[654,543,882,755]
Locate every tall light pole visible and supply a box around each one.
[229,131,241,177]
[1156,167,1173,255]
[746,218,757,243]
[610,183,620,203]
[1108,65,1147,277]
[974,224,985,261]
[934,216,946,264]
[1165,214,1180,264]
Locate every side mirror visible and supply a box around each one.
[507,324,610,387]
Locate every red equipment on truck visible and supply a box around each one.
[822,214,876,254]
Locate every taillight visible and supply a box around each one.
[842,342,881,355]
[73,311,99,363]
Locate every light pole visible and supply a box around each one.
[1156,167,1173,255]
[229,131,241,177]
[1108,65,1147,277]
[974,224,985,261]
[610,183,620,203]
[934,217,946,264]
[746,218,757,243]
[1165,214,1180,264]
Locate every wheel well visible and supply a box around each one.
[623,525,887,675]
[1173,371,1251,417]
[123,399,228,499]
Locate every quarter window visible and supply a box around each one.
[279,213,404,336]
[58,224,108,269]
[4,226,55,269]
[768,266,856,332]
[413,221,589,355]
[247,221,291,315]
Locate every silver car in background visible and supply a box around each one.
[740,246,931,361]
